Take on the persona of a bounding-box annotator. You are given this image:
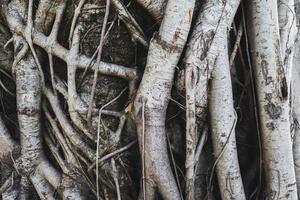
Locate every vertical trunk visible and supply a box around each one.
[15,36,43,199]
[248,0,297,198]
[182,0,241,198]
[291,41,300,198]
[209,24,245,200]
[133,0,195,199]
[293,0,300,197]
[3,1,60,199]
[185,65,197,200]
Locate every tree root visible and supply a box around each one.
[133,0,195,198]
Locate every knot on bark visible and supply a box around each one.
[17,107,40,116]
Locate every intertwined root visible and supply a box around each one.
[0,0,139,198]
[1,0,300,199]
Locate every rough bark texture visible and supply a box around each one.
[0,0,300,199]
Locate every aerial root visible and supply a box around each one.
[111,0,148,46]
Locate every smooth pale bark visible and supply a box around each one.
[30,173,56,200]
[278,0,297,81]
[183,1,225,198]
[209,28,245,200]
[43,87,95,161]
[292,37,300,198]
[133,0,195,199]
[184,0,241,126]
[67,26,95,140]
[43,105,86,200]
[183,0,242,199]
[248,0,297,198]
[293,0,300,197]
[206,2,245,198]
[3,0,300,199]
